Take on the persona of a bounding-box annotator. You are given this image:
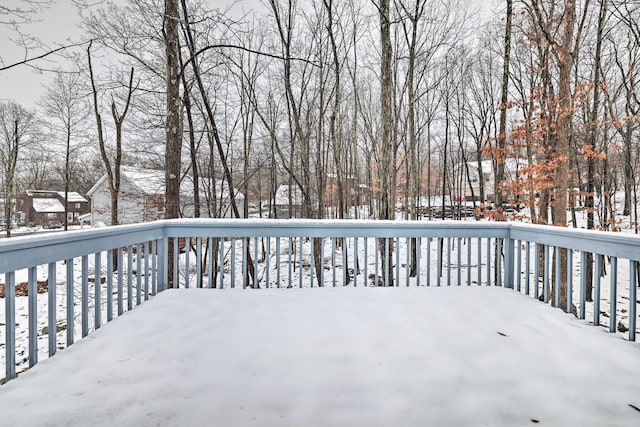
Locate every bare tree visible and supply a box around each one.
[38,69,88,230]
[377,0,395,285]
[87,42,136,228]
[0,101,35,237]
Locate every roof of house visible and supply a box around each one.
[87,166,165,196]
[88,167,245,203]
[466,158,522,175]
[33,198,65,213]
[56,192,88,203]
[25,190,88,203]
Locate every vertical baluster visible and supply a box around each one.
[436,238,442,287]
[276,238,281,288]
[107,249,114,321]
[405,237,410,287]
[196,238,202,289]
[486,238,491,286]
[82,255,89,338]
[555,247,561,308]
[127,246,133,310]
[66,259,74,346]
[457,237,462,286]
[117,248,124,315]
[446,238,451,286]
[156,237,169,292]
[332,238,337,287]
[364,237,368,287]
[534,244,540,299]
[516,240,522,292]
[477,238,482,286]
[594,254,601,326]
[395,237,400,287]
[310,238,315,288]
[287,237,292,288]
[344,237,350,287]
[320,238,325,287]
[243,237,249,289]
[467,237,471,286]
[151,241,157,296]
[375,238,379,288]
[95,252,102,329]
[208,239,214,289]
[28,267,38,367]
[219,238,225,289]
[384,238,390,287]
[299,237,304,289]
[266,238,271,288]
[420,237,425,287]
[136,244,142,305]
[354,237,359,287]
[231,238,236,289]
[255,237,260,289]
[185,238,190,289]
[173,237,179,289]
[566,249,573,314]
[5,271,16,380]
[496,239,503,288]
[48,262,57,357]
[525,242,530,295]
[544,245,550,303]
[629,260,637,341]
[144,242,150,299]
[579,251,587,320]
[610,257,618,333]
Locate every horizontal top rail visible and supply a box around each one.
[510,223,640,261]
[4,218,640,274]
[162,218,511,239]
[0,222,164,274]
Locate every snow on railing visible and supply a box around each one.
[1,219,639,385]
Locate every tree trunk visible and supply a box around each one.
[377,0,394,286]
[495,0,513,212]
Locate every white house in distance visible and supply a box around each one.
[273,184,303,218]
[457,158,522,202]
[88,166,244,225]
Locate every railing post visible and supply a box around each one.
[504,235,514,289]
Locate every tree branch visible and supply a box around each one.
[0,40,90,72]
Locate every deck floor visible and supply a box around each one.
[1,286,639,426]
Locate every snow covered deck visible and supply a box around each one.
[1,286,639,426]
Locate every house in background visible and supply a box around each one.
[272,184,303,218]
[88,166,245,225]
[456,158,522,203]
[88,167,166,225]
[17,190,90,227]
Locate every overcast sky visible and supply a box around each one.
[0,0,265,108]
[0,0,496,109]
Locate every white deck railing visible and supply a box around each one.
[1,219,639,384]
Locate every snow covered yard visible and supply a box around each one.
[0,286,639,426]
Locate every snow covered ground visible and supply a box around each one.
[2,224,640,381]
[0,286,639,426]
